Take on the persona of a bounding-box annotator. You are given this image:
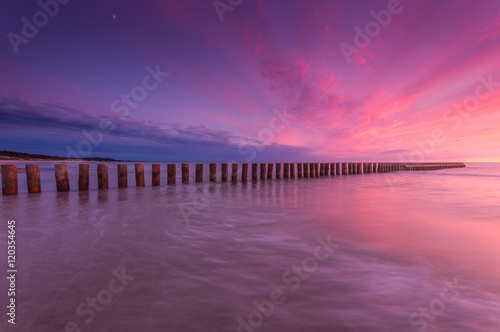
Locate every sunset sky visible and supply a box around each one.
[1,0,499,161]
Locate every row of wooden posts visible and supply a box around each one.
[0,162,466,195]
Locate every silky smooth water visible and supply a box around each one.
[1,162,499,331]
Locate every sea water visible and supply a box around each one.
[0,162,499,331]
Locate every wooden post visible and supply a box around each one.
[26,164,41,193]
[167,164,176,185]
[196,164,203,183]
[316,163,320,177]
[290,163,295,178]
[310,163,315,177]
[275,163,281,179]
[252,163,258,181]
[297,163,303,178]
[267,163,274,179]
[342,163,348,175]
[210,163,217,182]
[330,163,335,176]
[232,163,238,182]
[135,163,145,187]
[78,164,89,191]
[336,163,341,175]
[117,164,128,188]
[1,165,18,195]
[259,163,265,180]
[152,164,161,186]
[283,163,289,179]
[358,163,362,174]
[97,164,109,189]
[242,163,248,182]
[324,163,329,176]
[320,163,325,176]
[222,163,228,182]
[54,164,70,192]
[303,163,309,178]
[182,163,189,184]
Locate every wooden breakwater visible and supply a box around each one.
[0,162,466,195]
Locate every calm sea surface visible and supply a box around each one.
[1,162,499,331]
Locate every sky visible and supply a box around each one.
[0,0,499,162]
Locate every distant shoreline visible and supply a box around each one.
[0,150,120,162]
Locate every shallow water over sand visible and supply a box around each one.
[1,162,500,331]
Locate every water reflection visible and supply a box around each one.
[0,163,499,331]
